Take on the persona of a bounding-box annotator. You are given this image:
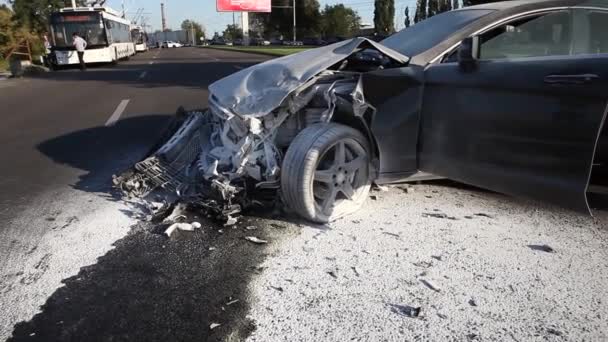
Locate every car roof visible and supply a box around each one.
[462,0,605,11]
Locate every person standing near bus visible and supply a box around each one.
[72,32,87,70]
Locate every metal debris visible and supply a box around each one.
[226,299,240,306]
[209,323,221,330]
[245,236,268,244]
[468,298,478,307]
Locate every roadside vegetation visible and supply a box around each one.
[204,45,310,57]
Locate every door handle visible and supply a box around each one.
[544,74,599,85]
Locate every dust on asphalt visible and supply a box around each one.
[8,208,300,342]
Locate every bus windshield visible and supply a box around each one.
[50,12,108,48]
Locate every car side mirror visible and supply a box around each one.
[458,36,480,70]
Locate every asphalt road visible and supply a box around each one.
[0,47,269,341]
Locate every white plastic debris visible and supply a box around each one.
[164,223,195,237]
[245,236,268,244]
[162,202,189,223]
[210,323,221,330]
[226,299,240,306]
[245,226,258,230]
[224,216,238,226]
[191,221,202,229]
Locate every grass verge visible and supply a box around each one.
[203,45,311,57]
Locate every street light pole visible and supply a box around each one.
[293,0,296,42]
[191,21,195,46]
[71,0,76,8]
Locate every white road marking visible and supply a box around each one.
[105,99,130,126]
[138,71,147,80]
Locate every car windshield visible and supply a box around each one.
[381,9,494,56]
[50,12,107,48]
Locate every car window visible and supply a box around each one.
[479,11,572,60]
[572,9,608,55]
[381,9,494,57]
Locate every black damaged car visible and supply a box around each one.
[120,0,608,223]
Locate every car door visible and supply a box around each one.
[418,8,608,212]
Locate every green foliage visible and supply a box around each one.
[321,4,361,38]
[251,0,322,39]
[9,0,64,33]
[181,19,206,41]
[374,0,395,35]
[0,4,42,61]
[223,24,243,41]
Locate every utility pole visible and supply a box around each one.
[191,21,195,46]
[71,0,76,8]
[121,0,126,18]
[161,3,167,31]
[293,0,296,42]
[241,12,249,45]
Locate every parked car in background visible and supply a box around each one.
[269,38,283,45]
[303,37,326,46]
[162,41,183,48]
[251,38,271,46]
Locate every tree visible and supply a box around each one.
[427,0,439,17]
[462,0,473,6]
[414,0,427,23]
[404,6,411,28]
[453,0,460,9]
[9,0,65,33]
[181,19,206,41]
[439,0,452,12]
[373,0,395,35]
[321,4,360,38]
[250,0,321,39]
[222,24,242,41]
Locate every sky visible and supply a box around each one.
[104,0,419,34]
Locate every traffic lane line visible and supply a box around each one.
[105,99,130,126]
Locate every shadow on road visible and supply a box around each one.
[37,114,173,195]
[8,215,268,342]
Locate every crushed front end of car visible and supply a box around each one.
[115,38,409,223]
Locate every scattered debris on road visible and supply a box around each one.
[527,244,555,253]
[164,222,196,237]
[245,236,268,244]
[389,304,421,318]
[422,212,457,220]
[209,323,221,330]
[419,279,441,292]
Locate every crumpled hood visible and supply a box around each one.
[208,37,410,118]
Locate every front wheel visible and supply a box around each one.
[281,123,372,223]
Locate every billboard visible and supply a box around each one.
[217,0,271,12]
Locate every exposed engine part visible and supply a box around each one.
[116,40,402,224]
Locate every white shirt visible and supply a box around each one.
[73,36,87,52]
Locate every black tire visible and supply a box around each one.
[281,123,372,223]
